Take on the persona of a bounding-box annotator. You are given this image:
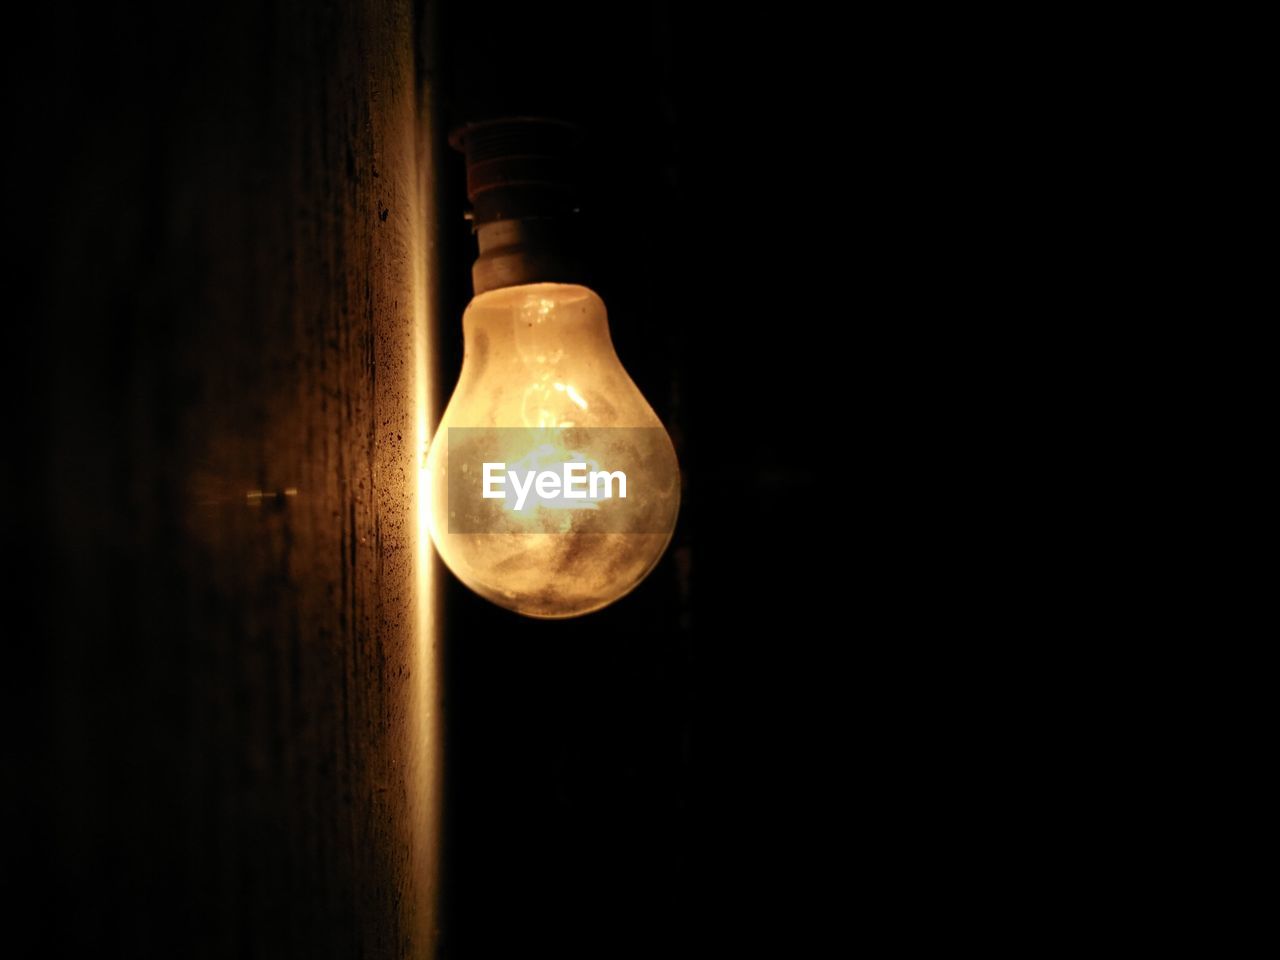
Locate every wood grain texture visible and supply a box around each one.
[4,2,441,956]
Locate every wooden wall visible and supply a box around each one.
[3,2,442,956]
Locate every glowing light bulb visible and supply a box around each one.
[426,282,680,618]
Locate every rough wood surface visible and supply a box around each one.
[4,2,441,956]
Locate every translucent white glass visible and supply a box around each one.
[426,283,680,618]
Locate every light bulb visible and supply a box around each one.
[428,117,680,617]
[426,281,680,618]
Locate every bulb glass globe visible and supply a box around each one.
[426,282,680,618]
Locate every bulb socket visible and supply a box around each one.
[450,117,589,295]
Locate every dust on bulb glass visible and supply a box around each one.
[425,282,680,618]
